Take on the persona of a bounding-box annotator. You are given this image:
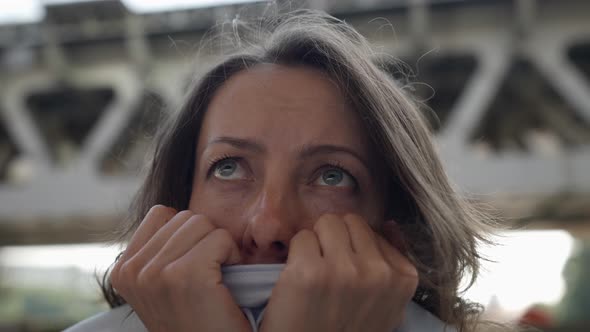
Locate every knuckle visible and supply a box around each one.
[188,214,215,231]
[294,228,313,240]
[209,228,233,244]
[369,261,393,287]
[373,259,393,276]
[137,267,170,296]
[148,205,176,219]
[398,260,419,278]
[313,213,338,232]
[112,260,138,290]
[294,265,327,290]
[341,262,359,279]
[160,264,182,287]
[336,264,359,288]
[400,273,419,292]
[136,265,156,288]
[312,221,322,233]
[136,271,150,289]
[183,215,202,229]
[388,269,419,298]
[343,213,361,223]
[119,260,139,280]
[291,229,313,246]
[322,213,339,222]
[176,210,194,220]
[149,204,166,212]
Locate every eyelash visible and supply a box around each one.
[205,154,238,178]
[318,160,359,188]
[205,155,359,188]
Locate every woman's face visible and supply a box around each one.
[189,64,385,264]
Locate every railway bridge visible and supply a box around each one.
[0,0,589,244]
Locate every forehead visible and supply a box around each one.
[199,63,369,152]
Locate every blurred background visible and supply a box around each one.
[0,0,588,331]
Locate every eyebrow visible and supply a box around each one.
[297,143,370,170]
[208,136,266,153]
[207,136,370,169]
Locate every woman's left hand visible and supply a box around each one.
[259,213,418,332]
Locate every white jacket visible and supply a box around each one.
[65,264,456,332]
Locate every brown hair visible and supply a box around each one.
[101,9,501,331]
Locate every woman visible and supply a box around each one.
[67,9,498,332]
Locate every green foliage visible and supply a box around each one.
[0,285,108,330]
[556,240,590,324]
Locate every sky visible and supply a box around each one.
[0,0,263,25]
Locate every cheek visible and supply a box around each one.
[302,190,384,229]
[188,187,250,238]
[300,190,365,223]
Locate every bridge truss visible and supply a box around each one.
[0,0,589,244]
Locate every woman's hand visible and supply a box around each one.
[110,205,252,332]
[259,213,418,332]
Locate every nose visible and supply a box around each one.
[242,187,299,264]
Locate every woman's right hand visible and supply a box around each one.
[110,205,252,332]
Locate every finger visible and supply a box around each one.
[127,210,195,268]
[148,214,216,267]
[179,228,242,270]
[120,205,177,261]
[342,214,381,257]
[313,213,353,258]
[375,235,418,278]
[286,229,322,264]
[381,220,407,254]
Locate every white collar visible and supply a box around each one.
[65,264,456,332]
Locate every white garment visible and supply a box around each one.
[64,264,456,332]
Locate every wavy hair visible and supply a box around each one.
[100,9,502,332]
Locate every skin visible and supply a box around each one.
[110,64,418,332]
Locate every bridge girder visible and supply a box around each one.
[1,0,589,244]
